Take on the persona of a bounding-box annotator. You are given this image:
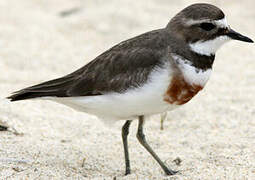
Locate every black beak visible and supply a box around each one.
[226,28,254,43]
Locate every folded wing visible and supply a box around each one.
[8,30,167,101]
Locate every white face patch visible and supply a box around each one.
[172,54,212,86]
[214,17,229,29]
[187,17,231,56]
[189,35,230,56]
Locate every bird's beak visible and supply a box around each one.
[226,28,254,43]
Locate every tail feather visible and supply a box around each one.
[8,91,62,101]
[7,77,75,101]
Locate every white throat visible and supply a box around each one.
[189,35,230,56]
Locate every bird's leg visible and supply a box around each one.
[160,112,167,130]
[136,116,177,175]
[122,120,132,175]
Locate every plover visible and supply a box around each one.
[8,3,253,176]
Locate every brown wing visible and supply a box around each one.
[8,29,167,101]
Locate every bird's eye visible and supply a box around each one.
[199,23,216,31]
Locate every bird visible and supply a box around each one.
[8,3,253,176]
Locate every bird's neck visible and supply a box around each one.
[170,53,213,87]
[169,42,215,71]
[166,30,215,70]
[184,52,215,71]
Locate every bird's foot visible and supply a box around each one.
[164,168,178,176]
[124,168,131,176]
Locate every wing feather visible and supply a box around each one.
[8,29,168,101]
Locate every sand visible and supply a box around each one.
[0,0,255,179]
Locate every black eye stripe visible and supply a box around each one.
[199,23,216,31]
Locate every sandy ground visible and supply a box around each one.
[0,0,255,179]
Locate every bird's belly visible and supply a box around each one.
[52,85,177,121]
[54,94,177,121]
[51,65,176,121]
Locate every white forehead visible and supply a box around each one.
[185,17,229,28]
[215,18,229,28]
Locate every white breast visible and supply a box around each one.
[171,54,212,86]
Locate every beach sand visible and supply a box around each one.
[0,0,255,179]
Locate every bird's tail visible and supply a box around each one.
[7,76,74,101]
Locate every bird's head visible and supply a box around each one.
[167,3,253,56]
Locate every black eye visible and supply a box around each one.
[199,23,216,31]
